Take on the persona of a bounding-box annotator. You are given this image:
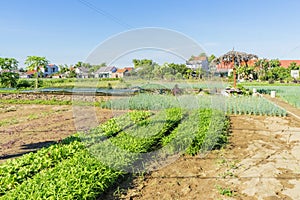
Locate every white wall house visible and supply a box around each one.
[40,64,60,77]
[186,56,209,72]
[95,66,117,78]
[75,67,89,78]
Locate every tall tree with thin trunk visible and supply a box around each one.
[25,56,49,89]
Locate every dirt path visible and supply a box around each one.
[0,104,118,163]
[116,115,300,200]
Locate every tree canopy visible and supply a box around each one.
[0,57,19,87]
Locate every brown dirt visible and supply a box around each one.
[114,115,300,200]
[0,104,120,163]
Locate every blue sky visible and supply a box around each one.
[1,0,300,68]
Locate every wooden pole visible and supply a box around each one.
[233,67,236,88]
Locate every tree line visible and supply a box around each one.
[1,55,300,89]
[236,59,300,82]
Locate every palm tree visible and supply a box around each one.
[25,56,49,89]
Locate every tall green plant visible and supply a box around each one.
[0,57,19,88]
[25,56,49,89]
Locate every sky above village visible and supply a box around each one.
[1,0,300,68]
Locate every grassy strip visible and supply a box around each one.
[0,99,72,105]
[0,99,106,106]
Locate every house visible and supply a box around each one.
[279,60,300,79]
[111,68,128,78]
[95,66,117,78]
[26,70,37,78]
[186,56,209,72]
[216,59,257,74]
[40,64,59,77]
[112,68,127,78]
[279,60,300,68]
[111,67,134,78]
[75,67,89,78]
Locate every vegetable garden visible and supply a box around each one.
[1,106,231,199]
[0,89,288,199]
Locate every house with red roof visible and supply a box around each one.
[279,60,300,68]
[111,67,133,78]
[216,59,257,73]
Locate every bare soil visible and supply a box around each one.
[115,115,300,200]
[0,104,119,163]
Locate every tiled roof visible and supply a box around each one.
[77,67,89,73]
[26,70,37,75]
[191,56,207,61]
[116,68,127,73]
[124,67,133,71]
[96,66,116,73]
[216,59,257,70]
[279,60,300,68]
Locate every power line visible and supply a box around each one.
[77,0,133,29]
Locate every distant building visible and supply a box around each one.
[95,66,117,78]
[40,64,59,77]
[216,59,257,74]
[111,67,134,78]
[186,56,209,72]
[75,67,89,78]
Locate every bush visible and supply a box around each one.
[16,79,33,89]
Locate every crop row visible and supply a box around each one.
[161,109,229,156]
[1,108,228,199]
[0,111,150,198]
[85,108,183,170]
[100,94,287,116]
[0,136,83,195]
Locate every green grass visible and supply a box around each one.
[246,85,300,108]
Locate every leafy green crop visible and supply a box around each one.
[0,136,83,195]
[1,150,123,200]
